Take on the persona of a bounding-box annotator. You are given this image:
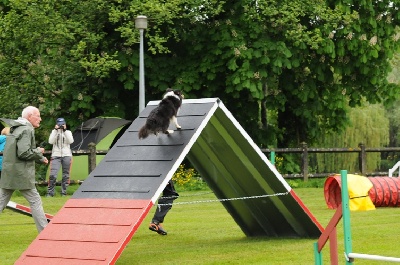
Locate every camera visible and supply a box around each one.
[56,117,65,126]
[56,118,66,130]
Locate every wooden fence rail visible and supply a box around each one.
[261,143,400,181]
[2,142,400,182]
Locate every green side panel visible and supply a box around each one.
[96,127,121,150]
[66,154,107,181]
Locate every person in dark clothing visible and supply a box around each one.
[149,180,179,235]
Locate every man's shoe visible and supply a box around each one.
[149,222,167,235]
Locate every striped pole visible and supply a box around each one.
[6,201,53,222]
[347,253,400,262]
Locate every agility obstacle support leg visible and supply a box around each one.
[314,242,322,265]
[341,170,354,264]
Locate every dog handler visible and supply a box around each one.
[149,180,179,235]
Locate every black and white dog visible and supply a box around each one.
[138,88,184,139]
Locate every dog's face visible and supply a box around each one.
[164,88,184,100]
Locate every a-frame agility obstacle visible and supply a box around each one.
[15,98,323,264]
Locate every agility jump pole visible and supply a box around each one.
[340,170,400,263]
[6,201,53,222]
[314,170,400,264]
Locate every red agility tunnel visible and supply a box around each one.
[324,175,400,209]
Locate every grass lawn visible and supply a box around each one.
[1,186,400,264]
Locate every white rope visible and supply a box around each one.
[158,191,289,206]
[159,191,213,200]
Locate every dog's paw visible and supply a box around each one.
[166,130,174,134]
[176,124,181,130]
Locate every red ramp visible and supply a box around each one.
[16,98,322,264]
[16,199,151,264]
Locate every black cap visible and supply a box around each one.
[56,117,66,126]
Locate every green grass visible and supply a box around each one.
[1,186,400,264]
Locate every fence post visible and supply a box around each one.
[270,151,275,166]
[358,143,366,175]
[88,142,97,173]
[301,142,309,182]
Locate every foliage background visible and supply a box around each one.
[0,0,400,173]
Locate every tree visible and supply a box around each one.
[315,103,389,173]
[0,0,399,148]
[313,39,400,175]
[0,0,122,133]
[134,0,400,147]
[386,51,400,148]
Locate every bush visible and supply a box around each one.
[172,164,208,191]
[286,178,326,188]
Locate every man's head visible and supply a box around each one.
[22,106,42,128]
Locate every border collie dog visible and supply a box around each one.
[138,88,184,139]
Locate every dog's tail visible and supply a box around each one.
[138,126,149,139]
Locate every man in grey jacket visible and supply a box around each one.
[46,117,74,197]
[0,106,49,233]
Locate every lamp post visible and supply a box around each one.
[135,15,148,113]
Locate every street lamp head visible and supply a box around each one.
[135,15,148,30]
